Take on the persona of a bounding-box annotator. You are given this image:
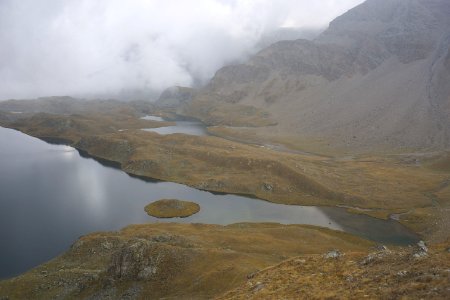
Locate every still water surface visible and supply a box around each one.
[141,115,164,122]
[0,127,418,279]
[141,115,208,136]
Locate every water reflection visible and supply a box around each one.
[142,120,208,136]
[319,207,419,245]
[140,115,208,136]
[75,162,107,215]
[0,127,419,279]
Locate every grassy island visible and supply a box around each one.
[145,199,200,218]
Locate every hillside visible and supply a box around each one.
[1,0,449,298]
[0,223,373,299]
[220,243,450,299]
[186,0,450,152]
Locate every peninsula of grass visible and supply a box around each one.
[145,199,200,218]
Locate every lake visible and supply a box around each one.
[0,127,419,279]
[141,115,208,136]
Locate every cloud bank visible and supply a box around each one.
[0,0,364,100]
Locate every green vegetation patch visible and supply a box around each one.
[145,199,200,218]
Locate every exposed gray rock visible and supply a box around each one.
[359,247,396,266]
[101,241,114,250]
[262,183,273,192]
[361,253,375,266]
[397,270,408,277]
[108,239,163,280]
[151,234,175,243]
[373,245,389,252]
[324,249,342,259]
[107,238,188,282]
[417,241,428,253]
[252,282,265,292]
[413,241,429,258]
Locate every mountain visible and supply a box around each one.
[0,96,155,116]
[255,27,322,50]
[191,0,450,151]
[155,86,196,109]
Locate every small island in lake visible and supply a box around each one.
[145,199,200,218]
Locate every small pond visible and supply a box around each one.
[141,115,165,122]
[141,115,208,136]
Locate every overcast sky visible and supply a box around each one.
[0,0,364,100]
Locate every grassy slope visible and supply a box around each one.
[219,243,450,300]
[0,223,373,299]
[182,95,278,127]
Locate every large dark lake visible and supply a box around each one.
[0,127,419,279]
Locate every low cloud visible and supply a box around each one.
[0,0,364,100]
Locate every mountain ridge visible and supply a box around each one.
[187,0,450,152]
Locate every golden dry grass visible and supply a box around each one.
[219,243,450,300]
[0,223,373,299]
[144,199,200,218]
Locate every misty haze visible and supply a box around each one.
[0,0,449,299]
[0,0,363,100]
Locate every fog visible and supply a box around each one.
[0,0,364,100]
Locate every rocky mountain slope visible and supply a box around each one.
[191,0,450,151]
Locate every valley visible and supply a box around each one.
[0,101,448,298]
[1,0,450,298]
[0,102,447,240]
